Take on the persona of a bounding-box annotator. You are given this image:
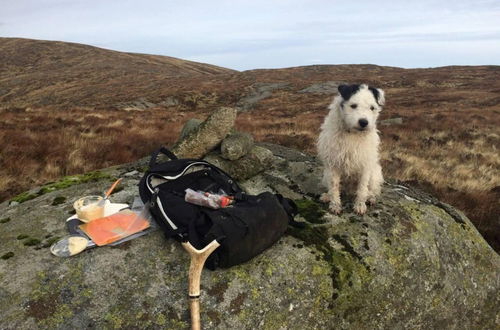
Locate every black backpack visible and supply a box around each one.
[138,147,302,269]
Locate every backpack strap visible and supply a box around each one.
[276,194,305,228]
[149,147,178,168]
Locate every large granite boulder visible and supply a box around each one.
[0,144,498,329]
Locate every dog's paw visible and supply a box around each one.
[353,201,367,215]
[320,193,331,203]
[367,197,376,206]
[329,202,342,215]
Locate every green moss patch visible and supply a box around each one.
[295,198,327,224]
[42,237,61,248]
[0,217,11,224]
[11,192,38,204]
[287,224,337,282]
[331,235,364,262]
[287,223,331,258]
[10,171,112,204]
[1,252,14,260]
[23,238,41,246]
[17,234,29,240]
[40,171,112,194]
[51,196,66,206]
[287,222,371,307]
[138,165,149,173]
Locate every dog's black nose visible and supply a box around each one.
[359,119,368,128]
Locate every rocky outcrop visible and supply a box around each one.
[379,117,404,126]
[172,107,237,158]
[236,82,290,111]
[204,146,273,181]
[177,118,203,141]
[173,113,271,180]
[1,115,499,329]
[299,81,343,94]
[115,98,157,111]
[221,131,254,161]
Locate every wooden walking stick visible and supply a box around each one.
[182,239,221,330]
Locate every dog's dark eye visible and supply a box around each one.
[350,104,358,109]
[370,106,375,110]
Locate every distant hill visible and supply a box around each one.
[0,37,236,108]
[1,38,499,111]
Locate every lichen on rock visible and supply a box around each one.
[221,131,254,161]
[204,146,273,180]
[177,118,202,141]
[172,107,237,158]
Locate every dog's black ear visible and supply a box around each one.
[338,84,359,100]
[369,87,385,106]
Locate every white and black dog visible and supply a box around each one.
[317,84,385,215]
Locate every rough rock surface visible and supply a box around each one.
[204,146,273,181]
[221,131,254,161]
[1,145,499,330]
[299,81,343,94]
[115,98,157,111]
[178,118,202,142]
[236,82,290,111]
[172,107,237,158]
[379,117,404,126]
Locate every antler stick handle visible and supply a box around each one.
[182,240,220,330]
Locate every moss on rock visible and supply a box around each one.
[23,238,41,246]
[10,171,111,204]
[51,196,66,206]
[295,198,327,223]
[1,252,14,260]
[41,236,61,248]
[11,192,38,203]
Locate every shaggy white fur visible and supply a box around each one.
[317,84,385,215]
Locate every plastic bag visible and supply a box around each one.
[184,188,233,209]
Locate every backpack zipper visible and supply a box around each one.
[146,162,212,194]
[156,196,178,230]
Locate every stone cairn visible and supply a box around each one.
[171,107,273,181]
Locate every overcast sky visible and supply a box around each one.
[1,0,499,70]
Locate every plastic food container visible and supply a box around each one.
[73,195,105,222]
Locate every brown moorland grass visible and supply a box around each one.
[0,107,187,199]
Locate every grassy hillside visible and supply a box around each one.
[0,37,235,108]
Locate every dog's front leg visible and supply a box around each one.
[367,164,383,205]
[354,168,370,215]
[326,170,342,214]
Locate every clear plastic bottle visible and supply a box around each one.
[184,188,233,209]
